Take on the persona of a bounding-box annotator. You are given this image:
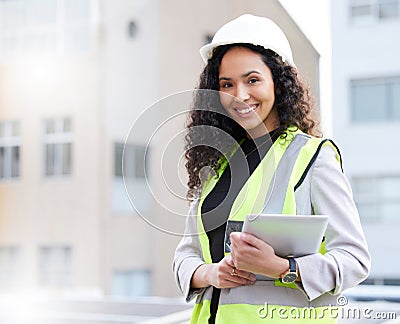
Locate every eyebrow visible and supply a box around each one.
[219,70,262,81]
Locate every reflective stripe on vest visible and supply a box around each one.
[191,281,339,323]
[192,128,342,323]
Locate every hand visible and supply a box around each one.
[192,255,256,289]
[209,255,256,289]
[230,232,289,278]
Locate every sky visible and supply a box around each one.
[279,0,331,53]
[278,0,333,135]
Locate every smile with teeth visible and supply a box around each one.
[235,104,258,114]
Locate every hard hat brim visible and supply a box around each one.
[199,40,296,68]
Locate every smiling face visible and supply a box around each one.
[218,46,279,138]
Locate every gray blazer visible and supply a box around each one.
[173,145,371,303]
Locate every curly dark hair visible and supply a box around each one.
[185,43,320,200]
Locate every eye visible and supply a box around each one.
[248,78,259,84]
[220,82,233,89]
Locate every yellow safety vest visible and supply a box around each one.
[191,128,342,323]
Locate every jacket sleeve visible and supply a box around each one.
[173,200,207,302]
[295,144,371,301]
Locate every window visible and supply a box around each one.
[0,121,20,179]
[111,270,150,297]
[350,0,400,23]
[115,143,124,178]
[115,143,148,179]
[352,175,400,222]
[0,0,91,57]
[0,246,21,287]
[351,3,373,18]
[113,142,150,213]
[64,0,91,52]
[204,34,214,45]
[127,21,138,39]
[351,76,400,122]
[43,117,72,177]
[39,245,72,286]
[378,0,400,18]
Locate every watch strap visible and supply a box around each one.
[287,256,296,272]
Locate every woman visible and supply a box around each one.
[174,14,370,323]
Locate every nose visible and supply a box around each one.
[234,83,250,102]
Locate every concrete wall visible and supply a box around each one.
[331,0,400,279]
[0,53,105,291]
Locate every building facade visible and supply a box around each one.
[0,0,320,297]
[331,0,400,284]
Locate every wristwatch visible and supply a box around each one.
[280,256,298,284]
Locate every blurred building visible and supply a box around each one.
[0,0,320,298]
[331,0,400,284]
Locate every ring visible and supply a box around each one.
[230,267,238,277]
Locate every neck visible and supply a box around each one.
[246,108,280,139]
[246,124,280,140]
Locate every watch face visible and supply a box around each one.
[282,272,297,284]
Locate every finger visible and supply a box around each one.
[234,268,256,281]
[225,254,234,267]
[224,262,256,282]
[225,273,255,286]
[229,232,241,244]
[229,233,243,258]
[229,250,237,268]
[240,232,262,249]
[220,280,250,289]
[224,264,244,281]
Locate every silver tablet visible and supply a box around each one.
[242,214,329,257]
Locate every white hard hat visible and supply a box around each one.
[200,14,296,67]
